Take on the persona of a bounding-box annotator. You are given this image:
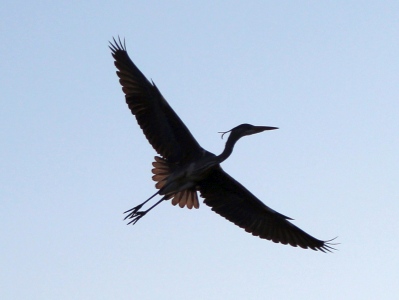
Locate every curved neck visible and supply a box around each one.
[217,132,241,163]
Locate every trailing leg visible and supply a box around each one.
[124,196,167,225]
[123,190,160,217]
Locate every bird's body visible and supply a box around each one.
[159,155,216,195]
[110,37,336,252]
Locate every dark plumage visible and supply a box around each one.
[110,37,336,252]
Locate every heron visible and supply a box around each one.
[109,37,336,252]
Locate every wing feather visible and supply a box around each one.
[198,167,335,252]
[110,38,204,163]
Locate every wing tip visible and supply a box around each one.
[109,36,126,54]
[317,236,339,253]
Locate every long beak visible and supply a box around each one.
[253,126,279,133]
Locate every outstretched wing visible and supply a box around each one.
[110,37,204,163]
[198,167,335,252]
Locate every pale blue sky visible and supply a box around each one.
[1,1,398,299]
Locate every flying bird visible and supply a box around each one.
[109,37,336,252]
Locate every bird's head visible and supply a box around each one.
[219,123,278,140]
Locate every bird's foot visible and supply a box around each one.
[125,211,147,225]
[123,204,144,220]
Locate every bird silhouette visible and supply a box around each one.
[110,37,336,252]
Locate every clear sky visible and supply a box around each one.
[1,1,398,299]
